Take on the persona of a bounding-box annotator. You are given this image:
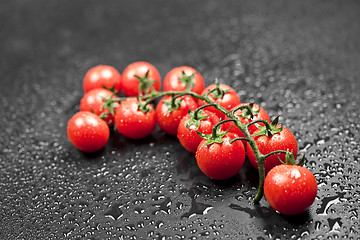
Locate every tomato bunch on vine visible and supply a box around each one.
[67,61,317,215]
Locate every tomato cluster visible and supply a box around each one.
[67,61,317,215]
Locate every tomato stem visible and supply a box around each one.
[193,103,217,119]
[229,137,250,144]
[134,89,283,203]
[263,150,288,159]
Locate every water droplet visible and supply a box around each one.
[104,203,123,220]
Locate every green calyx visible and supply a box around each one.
[178,71,197,91]
[186,108,210,130]
[196,124,231,147]
[102,85,118,94]
[196,119,233,147]
[163,94,183,113]
[277,151,306,166]
[137,97,152,113]
[99,95,120,119]
[207,79,231,99]
[252,116,283,137]
[236,103,260,120]
[135,70,157,95]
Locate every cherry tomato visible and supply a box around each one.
[155,95,198,135]
[80,88,118,126]
[163,66,205,94]
[67,111,110,152]
[199,83,240,119]
[115,98,156,139]
[177,110,220,154]
[264,164,317,215]
[196,132,245,180]
[83,65,122,93]
[246,126,298,173]
[223,103,270,139]
[121,61,161,97]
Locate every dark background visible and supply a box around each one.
[1,1,359,239]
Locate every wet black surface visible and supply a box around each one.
[1,1,360,239]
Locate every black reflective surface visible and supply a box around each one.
[1,1,360,239]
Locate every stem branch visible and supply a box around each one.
[134,89,284,203]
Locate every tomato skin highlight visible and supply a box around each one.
[121,61,161,97]
[264,164,317,215]
[80,88,117,126]
[67,111,110,152]
[163,66,205,94]
[155,95,198,136]
[199,83,240,119]
[195,132,245,180]
[177,110,220,154]
[83,65,122,93]
[247,126,298,173]
[115,98,156,139]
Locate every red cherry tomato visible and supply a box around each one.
[163,66,205,94]
[155,95,198,135]
[121,61,161,97]
[67,111,110,152]
[83,65,122,93]
[196,132,245,180]
[264,164,317,215]
[115,98,156,139]
[247,126,298,173]
[199,83,240,119]
[80,88,118,126]
[223,103,270,139]
[177,110,220,154]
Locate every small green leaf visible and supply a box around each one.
[101,96,120,114]
[270,116,280,128]
[285,151,296,165]
[271,125,283,134]
[251,116,283,137]
[135,70,157,95]
[251,128,267,137]
[178,71,196,91]
[137,98,152,113]
[186,109,210,130]
[102,85,118,94]
[197,122,233,148]
[216,125,232,139]
[163,97,183,113]
[202,138,224,147]
[237,103,260,120]
[99,112,108,119]
[195,131,211,140]
[210,79,231,99]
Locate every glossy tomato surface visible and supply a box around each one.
[199,83,240,119]
[177,110,220,154]
[121,61,161,97]
[67,111,110,152]
[115,98,156,139]
[247,126,298,173]
[196,132,245,180]
[83,65,122,93]
[264,164,317,215]
[155,95,197,135]
[79,88,117,125]
[163,66,205,94]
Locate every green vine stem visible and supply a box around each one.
[126,90,284,203]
